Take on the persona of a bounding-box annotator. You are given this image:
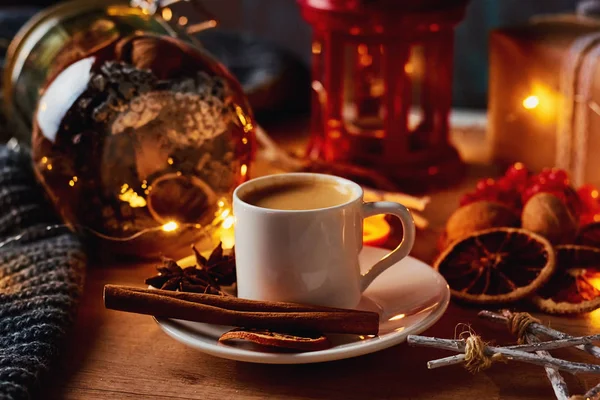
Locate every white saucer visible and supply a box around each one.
[154,246,450,364]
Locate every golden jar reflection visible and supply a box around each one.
[5,1,255,257]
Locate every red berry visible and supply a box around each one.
[476,178,495,192]
[504,163,529,184]
[496,176,513,191]
[547,169,569,186]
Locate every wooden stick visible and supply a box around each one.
[427,354,465,369]
[104,285,380,335]
[584,382,600,400]
[408,335,600,375]
[406,336,463,352]
[525,333,570,400]
[427,334,598,371]
[409,334,598,354]
[508,335,599,352]
[478,310,600,359]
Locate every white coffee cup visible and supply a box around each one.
[233,173,415,309]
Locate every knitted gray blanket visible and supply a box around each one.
[0,144,86,399]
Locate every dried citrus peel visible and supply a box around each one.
[532,245,600,314]
[434,228,556,304]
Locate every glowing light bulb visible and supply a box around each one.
[162,7,172,21]
[312,41,322,55]
[161,221,179,232]
[522,95,540,110]
[222,216,235,229]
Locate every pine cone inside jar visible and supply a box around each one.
[31,31,254,255]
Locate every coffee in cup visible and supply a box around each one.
[242,180,355,211]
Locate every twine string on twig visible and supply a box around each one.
[463,335,505,374]
[507,312,541,343]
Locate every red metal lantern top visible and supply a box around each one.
[297,0,469,34]
[298,0,470,192]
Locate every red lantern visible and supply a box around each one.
[298,0,469,191]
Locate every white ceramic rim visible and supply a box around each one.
[154,254,450,364]
[233,172,364,214]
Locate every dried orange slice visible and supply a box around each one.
[434,228,555,304]
[532,245,600,314]
[219,329,331,352]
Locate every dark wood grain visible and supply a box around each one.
[44,119,600,399]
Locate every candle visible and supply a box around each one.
[363,215,391,247]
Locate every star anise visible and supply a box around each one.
[145,242,235,295]
[192,242,236,286]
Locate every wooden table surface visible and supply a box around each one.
[44,118,600,400]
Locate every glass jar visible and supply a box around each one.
[3,0,255,257]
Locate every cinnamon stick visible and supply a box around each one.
[104,285,380,335]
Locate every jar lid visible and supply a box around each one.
[2,0,125,117]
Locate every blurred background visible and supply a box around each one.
[0,0,585,111]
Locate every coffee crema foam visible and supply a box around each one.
[242,180,355,210]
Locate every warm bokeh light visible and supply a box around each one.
[222,215,235,229]
[588,275,600,292]
[240,164,248,177]
[589,307,600,329]
[178,16,188,26]
[522,95,539,110]
[161,221,179,232]
[161,7,172,21]
[312,41,322,55]
[118,188,147,208]
[235,106,253,133]
[388,313,406,321]
[363,215,391,246]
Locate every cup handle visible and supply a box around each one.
[359,201,416,292]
